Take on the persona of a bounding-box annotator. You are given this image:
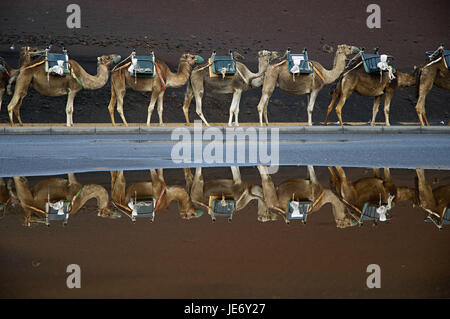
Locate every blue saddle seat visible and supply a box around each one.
[287,53,313,74]
[130,196,155,218]
[212,55,236,76]
[286,200,312,221]
[211,199,235,217]
[361,53,382,73]
[45,200,71,221]
[46,53,71,75]
[130,54,155,78]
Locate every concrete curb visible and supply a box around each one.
[0,125,448,135]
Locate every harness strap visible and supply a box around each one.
[154,62,166,91]
[23,203,46,215]
[71,186,84,206]
[22,59,45,71]
[342,61,363,78]
[154,182,166,212]
[312,64,325,82]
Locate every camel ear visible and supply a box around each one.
[233,51,245,60]
[97,57,101,62]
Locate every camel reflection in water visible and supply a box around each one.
[258,165,357,227]
[184,166,277,222]
[2,166,449,229]
[416,168,450,229]
[111,169,201,221]
[9,173,118,227]
[328,167,416,226]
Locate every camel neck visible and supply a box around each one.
[166,61,192,87]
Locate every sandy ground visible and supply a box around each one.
[0,166,449,299]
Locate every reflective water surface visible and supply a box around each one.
[1,165,449,299]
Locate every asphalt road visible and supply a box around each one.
[0,126,449,177]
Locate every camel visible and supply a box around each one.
[257,165,357,228]
[7,52,121,126]
[182,50,280,126]
[414,46,450,126]
[108,53,203,126]
[415,168,450,229]
[0,46,43,112]
[110,169,201,220]
[184,166,278,222]
[0,178,11,216]
[12,173,119,227]
[255,44,359,126]
[328,166,415,225]
[323,63,417,126]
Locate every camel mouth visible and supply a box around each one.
[196,56,205,64]
[196,209,204,218]
[112,56,121,64]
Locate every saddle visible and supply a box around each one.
[425,44,450,69]
[45,199,71,225]
[45,48,71,76]
[286,199,313,222]
[128,195,156,221]
[209,50,236,79]
[287,48,313,75]
[208,194,236,222]
[360,48,395,74]
[128,51,156,78]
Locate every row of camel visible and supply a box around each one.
[1,44,449,127]
[1,166,448,229]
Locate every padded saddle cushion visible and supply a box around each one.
[211,55,236,76]
[286,200,312,220]
[211,199,235,216]
[46,53,71,75]
[287,53,313,74]
[131,196,155,217]
[46,200,71,221]
[130,55,155,78]
[361,53,382,73]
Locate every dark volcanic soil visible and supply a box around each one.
[0,0,449,125]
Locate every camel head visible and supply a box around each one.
[180,53,204,67]
[180,206,204,220]
[19,46,45,65]
[97,54,121,67]
[97,205,122,219]
[336,44,360,56]
[258,50,280,64]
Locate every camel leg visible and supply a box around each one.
[228,89,242,127]
[146,90,159,126]
[114,78,128,126]
[189,167,204,204]
[324,86,340,125]
[335,91,352,127]
[0,88,4,112]
[230,166,242,185]
[184,168,194,193]
[107,83,118,126]
[257,165,282,216]
[371,95,382,126]
[257,74,277,127]
[14,95,26,126]
[306,89,319,126]
[415,70,434,126]
[157,91,165,126]
[307,165,318,184]
[191,80,209,126]
[383,89,394,126]
[182,82,194,125]
[65,90,77,127]
[7,71,33,126]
